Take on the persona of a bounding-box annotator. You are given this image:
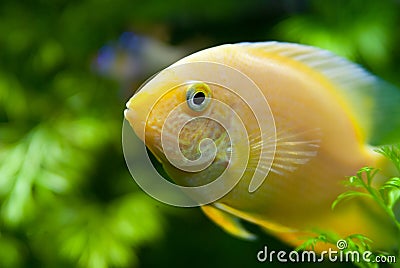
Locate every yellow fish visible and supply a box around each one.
[124,42,400,251]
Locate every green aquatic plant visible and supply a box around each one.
[296,231,380,268]
[298,145,400,267]
[332,146,400,232]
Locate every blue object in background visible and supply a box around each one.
[94,32,186,93]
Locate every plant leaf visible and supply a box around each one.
[379,177,400,209]
[332,191,371,210]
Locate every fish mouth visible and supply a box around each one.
[124,107,145,141]
[124,108,136,124]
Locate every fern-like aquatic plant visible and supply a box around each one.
[297,145,400,268]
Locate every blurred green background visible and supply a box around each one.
[0,0,399,267]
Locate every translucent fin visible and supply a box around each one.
[214,203,295,233]
[201,205,256,240]
[248,128,320,177]
[238,42,400,145]
[367,82,400,145]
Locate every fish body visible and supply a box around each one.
[125,42,400,251]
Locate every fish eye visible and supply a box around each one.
[186,83,211,111]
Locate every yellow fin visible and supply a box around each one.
[238,42,400,145]
[201,205,256,240]
[207,203,324,248]
[214,203,295,233]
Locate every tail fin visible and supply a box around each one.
[369,81,400,145]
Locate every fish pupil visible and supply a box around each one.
[193,91,206,105]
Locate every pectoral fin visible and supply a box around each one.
[201,205,256,240]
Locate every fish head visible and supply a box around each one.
[125,72,253,188]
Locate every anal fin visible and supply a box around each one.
[201,205,256,240]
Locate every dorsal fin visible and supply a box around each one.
[238,42,400,145]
